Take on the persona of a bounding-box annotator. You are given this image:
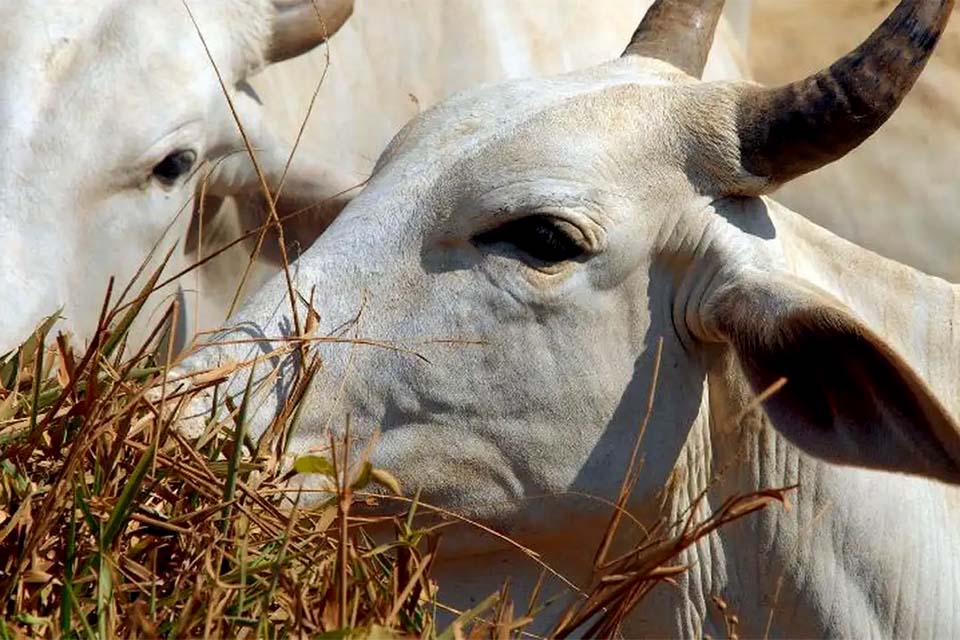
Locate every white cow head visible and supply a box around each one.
[183,0,960,539]
[0,0,354,352]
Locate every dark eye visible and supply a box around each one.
[152,149,197,185]
[473,215,586,265]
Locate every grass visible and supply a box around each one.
[0,259,792,638]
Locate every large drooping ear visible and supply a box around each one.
[267,0,354,64]
[700,269,960,485]
[186,146,357,265]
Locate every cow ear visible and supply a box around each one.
[701,269,960,485]
[187,149,356,265]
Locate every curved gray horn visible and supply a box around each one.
[622,0,726,78]
[736,0,955,190]
[267,0,354,63]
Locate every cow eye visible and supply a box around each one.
[152,149,197,185]
[473,215,586,265]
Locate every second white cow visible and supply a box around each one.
[0,0,355,353]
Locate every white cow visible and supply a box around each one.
[178,0,960,635]
[0,0,355,354]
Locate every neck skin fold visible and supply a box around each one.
[645,197,960,637]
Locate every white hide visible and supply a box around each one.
[177,29,960,640]
[0,0,360,354]
[0,1,277,352]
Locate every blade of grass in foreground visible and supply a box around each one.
[436,592,500,640]
[60,501,77,636]
[96,548,113,639]
[222,362,256,533]
[102,443,156,549]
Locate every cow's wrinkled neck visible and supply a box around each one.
[650,199,960,637]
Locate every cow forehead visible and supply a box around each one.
[377,58,684,183]
[0,0,272,179]
[0,1,269,79]
[360,57,695,241]
[0,2,271,126]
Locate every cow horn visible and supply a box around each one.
[622,0,726,78]
[736,0,954,190]
[267,0,354,63]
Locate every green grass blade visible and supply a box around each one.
[16,311,60,370]
[436,592,499,640]
[96,551,112,639]
[27,326,46,437]
[74,483,101,541]
[63,578,96,640]
[0,349,19,393]
[222,362,256,533]
[101,443,155,549]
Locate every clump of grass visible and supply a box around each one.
[0,263,443,638]
[0,257,790,638]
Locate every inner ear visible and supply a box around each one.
[736,304,950,455]
[704,272,960,484]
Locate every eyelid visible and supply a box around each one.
[517,209,606,254]
[477,209,605,251]
[473,213,591,266]
[128,121,203,172]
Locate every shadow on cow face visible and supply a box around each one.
[0,0,352,351]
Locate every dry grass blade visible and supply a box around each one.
[552,487,795,638]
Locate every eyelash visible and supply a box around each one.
[472,215,586,265]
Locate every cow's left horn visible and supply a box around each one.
[267,0,354,63]
[622,0,726,78]
[735,0,954,191]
